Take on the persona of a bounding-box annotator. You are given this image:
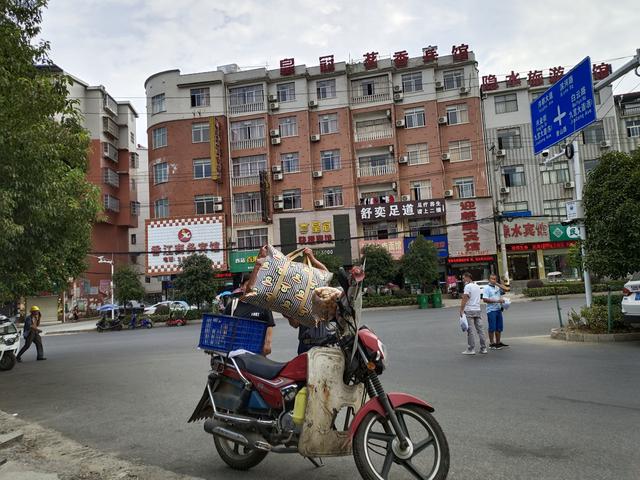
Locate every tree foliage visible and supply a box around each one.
[173,254,218,308]
[583,150,640,278]
[401,236,439,292]
[361,245,396,288]
[313,251,344,287]
[113,266,145,306]
[0,1,100,298]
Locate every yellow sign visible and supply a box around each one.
[299,221,331,235]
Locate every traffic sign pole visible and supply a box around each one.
[572,140,592,307]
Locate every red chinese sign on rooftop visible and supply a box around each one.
[506,71,521,87]
[319,55,335,73]
[363,51,378,70]
[393,50,409,68]
[549,66,565,84]
[422,45,438,63]
[592,62,612,80]
[482,74,499,91]
[280,58,295,76]
[527,70,544,87]
[452,44,469,62]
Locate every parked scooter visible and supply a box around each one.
[0,315,21,371]
[96,313,123,332]
[128,312,153,329]
[189,265,450,479]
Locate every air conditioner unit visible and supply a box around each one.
[310,134,321,142]
[269,102,279,110]
[398,155,408,164]
[444,189,454,198]
[308,100,318,108]
[267,94,277,102]
[212,196,223,203]
[441,153,451,161]
[314,199,324,208]
[393,92,403,102]
[393,85,403,93]
[273,194,284,202]
[435,81,443,89]
[312,170,323,178]
[273,201,284,210]
[496,149,506,157]
[459,86,470,95]
[599,140,611,148]
[269,129,280,137]
[395,119,405,128]
[273,172,283,181]
[564,181,575,189]
[388,145,394,153]
[271,165,282,173]
[213,204,223,212]
[500,186,510,195]
[438,116,448,125]
[271,137,281,145]
[401,194,411,201]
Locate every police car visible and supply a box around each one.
[621,280,640,323]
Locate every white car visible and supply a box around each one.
[143,301,194,315]
[475,280,490,299]
[621,280,640,323]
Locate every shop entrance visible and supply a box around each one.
[508,252,538,280]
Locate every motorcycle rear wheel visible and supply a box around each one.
[213,436,268,470]
[353,404,449,480]
[0,352,16,371]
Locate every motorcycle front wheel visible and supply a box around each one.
[353,404,449,480]
[213,436,268,471]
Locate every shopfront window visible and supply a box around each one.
[543,253,579,279]
[507,252,539,280]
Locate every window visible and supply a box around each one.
[583,121,605,144]
[237,228,268,249]
[404,107,425,128]
[279,116,298,137]
[130,178,136,191]
[103,194,120,212]
[449,140,472,162]
[130,152,139,168]
[192,123,210,143]
[323,187,343,207]
[402,72,423,92]
[229,84,264,106]
[195,195,216,215]
[594,90,601,105]
[543,199,567,218]
[446,104,468,125]
[541,161,570,184]
[454,177,475,199]
[502,164,526,187]
[503,201,529,213]
[627,119,640,137]
[317,79,336,99]
[130,201,140,216]
[190,87,210,107]
[232,155,267,178]
[153,162,168,184]
[407,143,429,165]
[281,152,300,173]
[130,234,137,245]
[409,218,445,237]
[193,158,211,179]
[283,189,302,210]
[443,69,464,90]
[151,93,166,114]
[231,118,265,141]
[154,198,169,218]
[319,113,338,134]
[411,180,432,200]
[152,127,167,149]
[234,192,262,214]
[321,150,341,170]
[497,127,522,149]
[363,221,398,240]
[277,82,295,102]
[495,93,518,114]
[130,131,135,144]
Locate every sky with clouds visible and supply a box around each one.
[39,0,640,146]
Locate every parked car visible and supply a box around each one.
[123,300,147,313]
[475,280,490,299]
[621,280,640,324]
[143,300,194,315]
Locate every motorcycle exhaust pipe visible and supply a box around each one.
[213,411,276,429]
[204,420,271,452]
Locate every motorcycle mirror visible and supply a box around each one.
[351,265,365,284]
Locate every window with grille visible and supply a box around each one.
[229,84,264,106]
[454,177,475,198]
[323,187,343,207]
[237,228,268,249]
[103,194,120,212]
[627,119,640,137]
[232,155,266,178]
[230,119,265,141]
[233,192,262,213]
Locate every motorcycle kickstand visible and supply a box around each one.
[307,457,324,468]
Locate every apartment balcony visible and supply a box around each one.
[229,101,265,115]
[232,175,261,187]
[102,168,120,188]
[102,142,118,162]
[354,124,394,142]
[130,152,139,168]
[233,212,263,224]
[103,94,118,115]
[621,104,640,117]
[351,91,391,105]
[231,138,265,150]
[103,194,120,213]
[357,162,397,178]
[130,201,140,216]
[102,116,119,139]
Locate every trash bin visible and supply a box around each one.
[417,294,429,309]
[432,290,443,308]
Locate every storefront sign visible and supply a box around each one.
[507,241,577,252]
[298,219,333,245]
[446,198,497,257]
[503,219,550,244]
[229,250,259,273]
[549,224,581,241]
[447,255,496,264]
[356,199,445,224]
[146,216,226,275]
[359,239,404,260]
[403,235,448,258]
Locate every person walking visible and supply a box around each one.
[483,274,508,349]
[17,306,46,362]
[459,272,487,355]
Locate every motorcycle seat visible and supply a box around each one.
[233,353,287,380]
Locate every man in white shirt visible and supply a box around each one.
[459,272,487,355]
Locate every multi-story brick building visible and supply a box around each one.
[144,45,490,283]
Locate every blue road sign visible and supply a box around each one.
[530,56,597,155]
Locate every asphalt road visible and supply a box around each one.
[1,298,640,480]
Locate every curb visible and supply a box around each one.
[0,430,23,448]
[550,328,640,343]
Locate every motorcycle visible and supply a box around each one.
[189,265,450,480]
[128,313,153,330]
[96,314,123,332]
[0,316,21,371]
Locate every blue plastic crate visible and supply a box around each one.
[199,313,267,354]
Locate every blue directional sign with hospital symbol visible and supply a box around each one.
[531,56,597,155]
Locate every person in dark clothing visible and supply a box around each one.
[17,306,46,362]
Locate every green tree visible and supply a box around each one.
[361,245,396,290]
[0,1,100,298]
[567,241,583,274]
[173,254,218,308]
[583,150,640,278]
[113,266,145,307]
[401,236,439,293]
[313,251,344,287]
